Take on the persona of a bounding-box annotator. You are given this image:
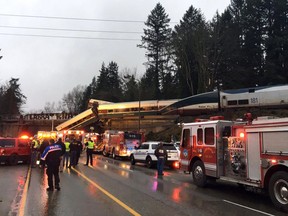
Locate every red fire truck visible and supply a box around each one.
[179,115,288,212]
[102,130,144,159]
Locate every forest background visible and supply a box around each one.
[0,0,287,116]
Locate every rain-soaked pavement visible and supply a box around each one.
[1,154,287,216]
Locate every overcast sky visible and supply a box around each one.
[0,0,231,113]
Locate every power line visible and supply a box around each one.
[0,25,142,34]
[0,13,178,24]
[0,32,140,41]
[0,13,145,23]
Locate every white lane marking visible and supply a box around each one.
[223,200,275,216]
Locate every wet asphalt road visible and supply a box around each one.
[0,154,287,216]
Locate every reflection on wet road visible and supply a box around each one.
[2,154,287,216]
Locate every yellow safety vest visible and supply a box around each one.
[87,141,94,149]
[64,142,70,152]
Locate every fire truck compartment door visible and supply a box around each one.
[247,133,261,181]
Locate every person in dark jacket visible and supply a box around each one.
[39,139,49,169]
[76,138,83,165]
[56,138,66,172]
[69,139,78,168]
[154,142,167,176]
[41,139,64,191]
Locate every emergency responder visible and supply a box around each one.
[56,138,66,172]
[31,135,40,168]
[63,138,70,168]
[76,138,83,165]
[154,142,167,176]
[85,138,95,166]
[69,138,78,168]
[41,139,63,191]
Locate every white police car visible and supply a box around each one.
[130,141,179,169]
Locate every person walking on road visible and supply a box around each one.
[85,138,95,166]
[39,139,49,169]
[154,142,167,176]
[56,138,66,172]
[76,138,83,165]
[31,136,39,168]
[41,139,64,191]
[69,139,78,168]
[63,138,70,168]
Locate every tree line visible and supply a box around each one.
[1,0,287,115]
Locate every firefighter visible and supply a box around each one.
[31,135,40,168]
[154,142,167,176]
[41,139,63,191]
[85,138,95,166]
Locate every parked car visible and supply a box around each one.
[130,141,179,169]
[0,137,31,165]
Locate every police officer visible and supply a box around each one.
[154,142,167,176]
[41,139,64,191]
[85,138,95,166]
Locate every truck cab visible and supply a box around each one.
[0,137,31,165]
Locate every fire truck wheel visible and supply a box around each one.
[9,154,19,166]
[192,160,207,187]
[102,148,108,157]
[112,149,116,159]
[146,157,153,169]
[269,171,288,212]
[130,155,135,165]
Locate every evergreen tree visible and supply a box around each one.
[172,5,209,95]
[0,78,26,115]
[138,3,172,99]
[95,61,122,102]
[122,71,139,102]
[264,0,288,85]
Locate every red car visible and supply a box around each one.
[0,137,31,165]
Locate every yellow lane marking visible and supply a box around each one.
[19,165,31,216]
[72,167,141,216]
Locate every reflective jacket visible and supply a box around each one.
[87,141,94,149]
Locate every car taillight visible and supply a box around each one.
[173,161,180,169]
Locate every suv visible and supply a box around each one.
[130,141,179,169]
[0,138,31,165]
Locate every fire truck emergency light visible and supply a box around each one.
[239,132,245,138]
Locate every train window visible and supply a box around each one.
[197,128,203,145]
[182,129,190,148]
[204,128,215,145]
[238,99,249,105]
[227,100,237,105]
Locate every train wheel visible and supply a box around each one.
[269,171,288,212]
[192,160,207,187]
